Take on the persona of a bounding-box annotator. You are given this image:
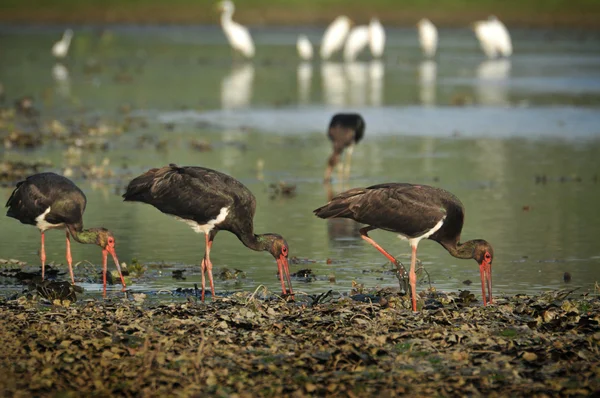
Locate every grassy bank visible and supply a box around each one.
[1,0,600,28]
[0,289,599,396]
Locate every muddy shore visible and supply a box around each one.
[0,289,598,397]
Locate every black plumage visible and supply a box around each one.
[123,164,293,300]
[6,173,126,295]
[314,183,494,311]
[324,113,365,182]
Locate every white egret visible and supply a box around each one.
[369,18,385,58]
[472,16,512,58]
[417,19,438,58]
[487,16,512,57]
[297,35,313,60]
[52,29,73,59]
[217,0,255,59]
[472,20,498,58]
[343,26,370,62]
[320,16,352,60]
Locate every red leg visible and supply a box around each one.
[65,232,75,284]
[200,258,207,302]
[205,237,216,299]
[40,232,46,280]
[359,227,401,266]
[360,227,410,298]
[409,244,418,312]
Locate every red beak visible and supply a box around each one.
[102,245,127,297]
[277,254,294,299]
[479,259,493,306]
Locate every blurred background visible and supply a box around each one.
[0,0,599,299]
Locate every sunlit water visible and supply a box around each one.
[1,25,599,299]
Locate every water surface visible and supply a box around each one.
[1,25,599,298]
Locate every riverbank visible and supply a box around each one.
[0,289,598,396]
[1,0,600,28]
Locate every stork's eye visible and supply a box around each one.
[282,246,288,256]
[485,252,491,261]
[108,238,114,244]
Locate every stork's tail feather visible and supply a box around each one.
[122,169,158,203]
[313,201,353,219]
[313,188,367,219]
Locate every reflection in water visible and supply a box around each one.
[369,60,384,106]
[297,62,313,104]
[476,59,511,106]
[322,61,384,107]
[221,63,254,109]
[321,62,346,106]
[324,182,362,247]
[345,62,368,106]
[418,60,437,107]
[52,63,70,97]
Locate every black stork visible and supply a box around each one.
[5,172,126,296]
[122,164,293,300]
[313,183,494,311]
[324,113,366,182]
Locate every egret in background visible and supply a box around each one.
[343,25,370,61]
[487,16,512,57]
[217,0,255,59]
[321,16,352,60]
[52,29,73,59]
[297,35,313,60]
[369,18,385,58]
[472,16,512,59]
[417,19,438,58]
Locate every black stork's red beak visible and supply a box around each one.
[277,254,294,299]
[101,243,127,297]
[479,256,493,306]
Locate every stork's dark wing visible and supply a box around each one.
[315,183,448,239]
[123,164,255,225]
[5,173,85,228]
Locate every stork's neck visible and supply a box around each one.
[68,226,99,245]
[239,233,271,253]
[440,239,479,260]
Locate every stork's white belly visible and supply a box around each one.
[175,207,229,234]
[35,207,65,232]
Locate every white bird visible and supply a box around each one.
[320,16,352,60]
[368,18,385,58]
[52,29,73,59]
[417,19,438,58]
[343,26,370,62]
[217,0,255,59]
[297,35,313,60]
[472,20,498,58]
[487,16,512,57]
[472,16,512,59]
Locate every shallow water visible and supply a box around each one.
[1,25,599,298]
